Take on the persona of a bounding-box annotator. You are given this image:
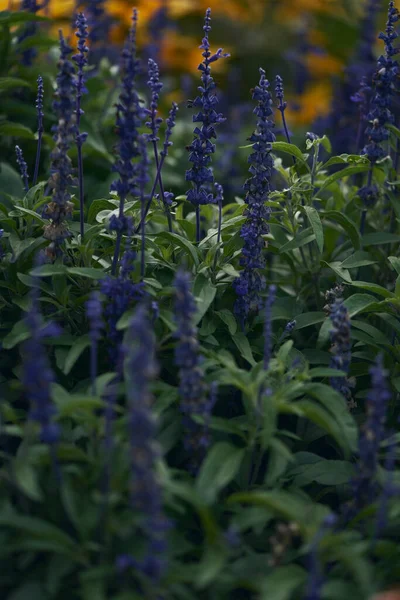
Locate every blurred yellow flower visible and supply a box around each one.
[286,82,332,126]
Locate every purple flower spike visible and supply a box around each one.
[174,270,214,472]
[361,2,399,164]
[18,0,40,66]
[15,145,29,192]
[275,75,291,144]
[111,9,146,275]
[33,75,44,186]
[233,68,275,328]
[43,31,76,257]
[73,12,89,239]
[119,304,170,583]
[100,218,145,371]
[304,515,337,600]
[186,8,229,242]
[86,291,103,395]
[344,354,391,523]
[22,254,61,446]
[329,296,352,401]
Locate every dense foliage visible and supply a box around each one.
[0,2,400,599]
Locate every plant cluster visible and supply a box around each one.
[0,2,400,599]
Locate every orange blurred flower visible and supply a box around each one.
[286,82,332,126]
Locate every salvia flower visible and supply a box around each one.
[101,219,145,370]
[86,291,103,394]
[161,101,178,160]
[264,284,277,370]
[174,270,214,471]
[33,75,44,186]
[145,58,163,145]
[329,297,352,401]
[233,68,276,327]
[111,9,145,274]
[18,0,40,66]
[279,319,296,343]
[186,8,229,241]
[15,145,29,192]
[43,32,76,256]
[22,255,61,445]
[73,12,89,239]
[275,75,291,144]
[121,304,170,582]
[348,355,391,518]
[304,514,337,600]
[361,1,399,164]
[78,0,113,64]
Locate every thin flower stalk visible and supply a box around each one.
[145,58,173,233]
[136,101,178,234]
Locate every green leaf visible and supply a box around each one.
[232,332,256,366]
[322,211,361,249]
[87,199,116,224]
[62,335,91,375]
[303,206,324,252]
[279,227,316,254]
[14,206,46,223]
[301,383,358,454]
[260,565,307,600]
[341,251,377,269]
[0,514,79,557]
[350,280,394,299]
[320,164,370,190]
[0,121,35,139]
[294,312,326,330]
[388,256,400,275]
[13,458,43,502]
[362,232,400,246]
[6,582,45,600]
[344,294,376,317]
[31,264,67,277]
[216,309,237,335]
[193,273,217,324]
[0,11,49,25]
[2,319,29,349]
[67,267,106,280]
[0,77,31,92]
[322,261,352,283]
[195,442,245,504]
[287,458,353,486]
[195,545,227,589]
[271,141,310,165]
[228,490,328,535]
[156,231,200,267]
